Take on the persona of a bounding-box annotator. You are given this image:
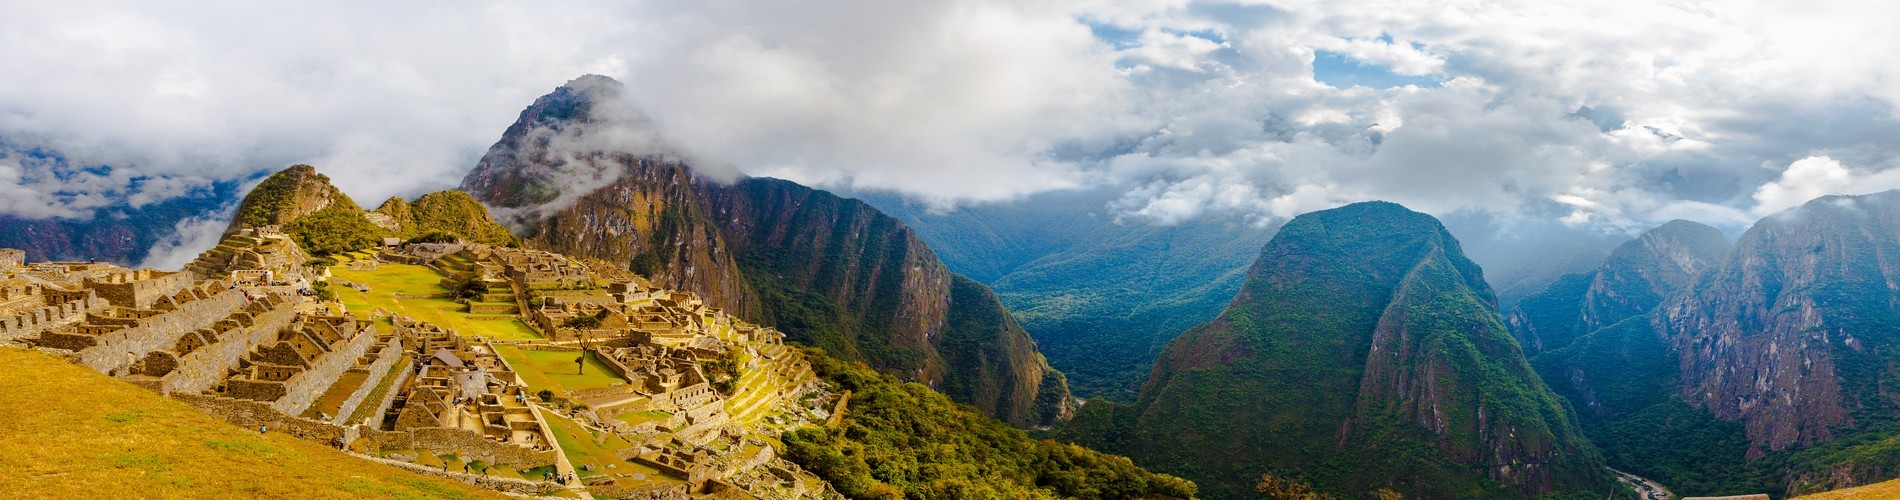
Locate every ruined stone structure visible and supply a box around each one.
[0,248,24,269]
[83,269,193,309]
[223,315,383,416]
[366,316,558,469]
[0,278,105,342]
[130,294,299,395]
[37,281,247,375]
[9,239,833,498]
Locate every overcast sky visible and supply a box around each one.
[3,0,1898,233]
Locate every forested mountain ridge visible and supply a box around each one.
[1517,191,1900,497]
[216,164,516,259]
[459,75,1071,427]
[1063,201,1612,499]
[1505,219,1730,356]
[861,190,1276,401]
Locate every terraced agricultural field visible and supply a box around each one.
[329,260,541,341]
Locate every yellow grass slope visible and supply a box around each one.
[1795,478,1900,499]
[0,347,504,499]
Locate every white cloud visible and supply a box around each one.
[138,215,228,271]
[1752,156,1900,216]
[0,0,1897,237]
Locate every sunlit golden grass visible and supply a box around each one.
[0,347,503,499]
[1796,478,1900,499]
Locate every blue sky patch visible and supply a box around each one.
[1312,49,1444,89]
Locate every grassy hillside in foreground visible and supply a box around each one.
[0,347,502,499]
[1796,476,1900,499]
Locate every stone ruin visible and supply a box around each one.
[0,248,23,269]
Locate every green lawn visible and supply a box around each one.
[538,408,628,479]
[538,409,678,485]
[330,262,542,341]
[492,346,627,397]
[613,411,671,426]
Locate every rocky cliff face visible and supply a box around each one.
[1506,220,1730,355]
[1517,194,1900,496]
[1657,192,1900,458]
[460,75,1069,427]
[1102,201,1608,499]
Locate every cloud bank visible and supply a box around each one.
[3,0,1899,234]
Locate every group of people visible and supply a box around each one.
[544,471,577,485]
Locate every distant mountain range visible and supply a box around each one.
[859,190,1276,401]
[13,75,1900,499]
[0,145,239,266]
[1517,191,1900,497]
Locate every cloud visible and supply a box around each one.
[1,0,1899,236]
[1752,156,1900,216]
[137,214,229,271]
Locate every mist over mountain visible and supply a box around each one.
[461,76,1071,427]
[857,189,1276,401]
[1060,201,1611,498]
[8,3,1900,498]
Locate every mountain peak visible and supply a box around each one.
[460,75,694,218]
[226,164,360,235]
[1115,200,1607,498]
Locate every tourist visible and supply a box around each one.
[258,424,266,434]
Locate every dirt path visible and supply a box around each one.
[1612,468,1674,500]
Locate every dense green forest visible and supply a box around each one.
[1060,202,1613,499]
[860,189,1274,401]
[783,347,1195,499]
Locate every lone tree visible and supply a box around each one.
[561,315,603,329]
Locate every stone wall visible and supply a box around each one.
[408,426,558,468]
[175,393,353,444]
[74,288,245,374]
[0,293,99,342]
[351,453,560,496]
[354,364,416,427]
[0,248,24,269]
[84,270,192,309]
[161,298,297,395]
[272,323,380,416]
[330,338,404,426]
[465,302,518,314]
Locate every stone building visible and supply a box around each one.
[0,248,24,269]
[82,269,193,309]
[0,278,104,342]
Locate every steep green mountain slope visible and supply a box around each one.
[1517,193,1900,497]
[1506,221,1743,495]
[1653,191,1900,495]
[860,191,1276,401]
[224,165,515,256]
[1063,201,1612,499]
[784,347,1196,499]
[459,75,1070,427]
